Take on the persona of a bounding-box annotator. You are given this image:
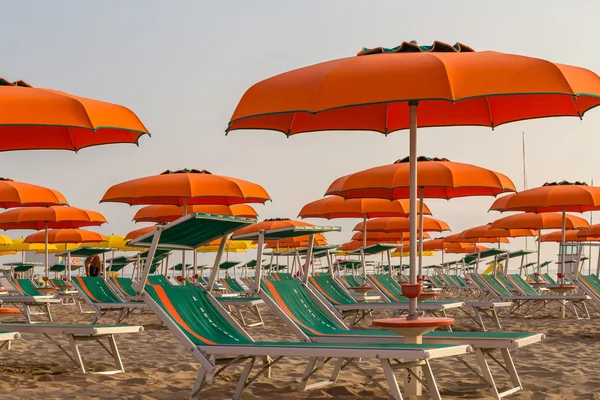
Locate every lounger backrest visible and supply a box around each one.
[111,276,137,297]
[430,275,446,288]
[341,275,363,288]
[73,276,123,303]
[13,279,42,296]
[145,284,251,345]
[452,275,468,288]
[147,275,172,287]
[478,274,513,297]
[51,279,66,287]
[260,279,347,336]
[543,273,557,285]
[367,274,406,302]
[508,274,539,296]
[271,272,293,281]
[221,278,245,293]
[308,275,357,305]
[496,274,518,291]
[576,274,600,298]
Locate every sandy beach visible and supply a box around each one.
[1,296,599,400]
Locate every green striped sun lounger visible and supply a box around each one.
[261,278,543,400]
[220,278,247,294]
[73,276,147,323]
[468,273,590,319]
[308,274,462,327]
[2,279,60,322]
[570,274,600,310]
[109,276,138,298]
[339,274,364,288]
[143,282,471,400]
[0,323,142,374]
[543,273,557,285]
[147,275,173,287]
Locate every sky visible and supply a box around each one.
[1,0,600,273]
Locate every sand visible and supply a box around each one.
[1,297,600,399]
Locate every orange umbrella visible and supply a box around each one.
[0,178,67,208]
[133,204,258,223]
[351,231,430,242]
[299,197,431,219]
[538,230,597,243]
[445,245,490,254]
[101,169,270,207]
[25,229,106,244]
[233,218,314,237]
[459,223,537,239]
[125,225,157,241]
[338,240,404,252]
[0,206,106,230]
[327,157,515,200]
[0,206,107,279]
[491,211,590,275]
[496,181,600,281]
[488,194,516,213]
[0,78,148,151]
[421,238,471,251]
[263,234,327,247]
[579,224,600,238]
[227,40,600,322]
[445,233,509,244]
[354,216,450,233]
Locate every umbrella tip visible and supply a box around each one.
[409,40,418,45]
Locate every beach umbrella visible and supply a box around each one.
[0,235,12,245]
[25,229,106,244]
[579,224,600,238]
[354,216,450,233]
[391,249,435,257]
[491,211,590,275]
[101,168,270,209]
[495,181,600,282]
[226,42,600,354]
[328,156,514,278]
[459,223,538,239]
[299,196,431,274]
[196,240,256,253]
[539,230,596,243]
[133,204,258,223]
[35,243,80,253]
[0,206,106,282]
[338,240,403,252]
[0,237,57,253]
[125,225,157,241]
[0,78,149,151]
[444,233,510,244]
[84,234,145,252]
[0,178,67,208]
[445,245,490,254]
[351,231,430,242]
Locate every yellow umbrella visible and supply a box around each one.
[35,243,81,253]
[196,240,256,253]
[0,250,17,256]
[391,250,436,257]
[0,235,12,245]
[0,237,57,252]
[84,234,145,252]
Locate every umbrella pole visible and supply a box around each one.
[254,230,265,294]
[326,250,333,276]
[102,253,107,281]
[537,234,542,275]
[208,235,227,292]
[193,249,198,281]
[399,232,404,274]
[408,100,418,318]
[418,187,424,280]
[44,222,49,286]
[67,251,71,282]
[386,250,392,276]
[303,234,315,283]
[561,208,566,284]
[361,215,367,279]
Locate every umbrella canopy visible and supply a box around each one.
[0,237,57,252]
[351,231,430,242]
[101,168,270,207]
[226,39,600,324]
[0,206,106,230]
[0,178,67,208]
[421,239,472,251]
[0,78,149,152]
[539,230,599,243]
[233,218,313,237]
[391,250,435,257]
[299,197,431,219]
[579,224,600,238]
[491,212,590,230]
[125,225,157,241]
[84,234,145,252]
[196,240,256,253]
[444,233,510,244]
[25,229,106,244]
[458,223,538,239]
[264,234,328,249]
[0,235,12,245]
[338,240,403,251]
[445,245,490,254]
[354,216,450,233]
[133,204,258,223]
[498,181,600,213]
[36,243,80,253]
[488,194,516,212]
[227,41,600,135]
[326,157,516,200]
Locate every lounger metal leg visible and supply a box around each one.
[492,307,502,329]
[233,357,255,400]
[473,307,487,331]
[189,367,207,400]
[421,359,441,400]
[67,335,86,374]
[107,335,125,373]
[329,358,345,383]
[261,356,271,378]
[475,348,504,399]
[380,359,403,400]
[501,349,522,391]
